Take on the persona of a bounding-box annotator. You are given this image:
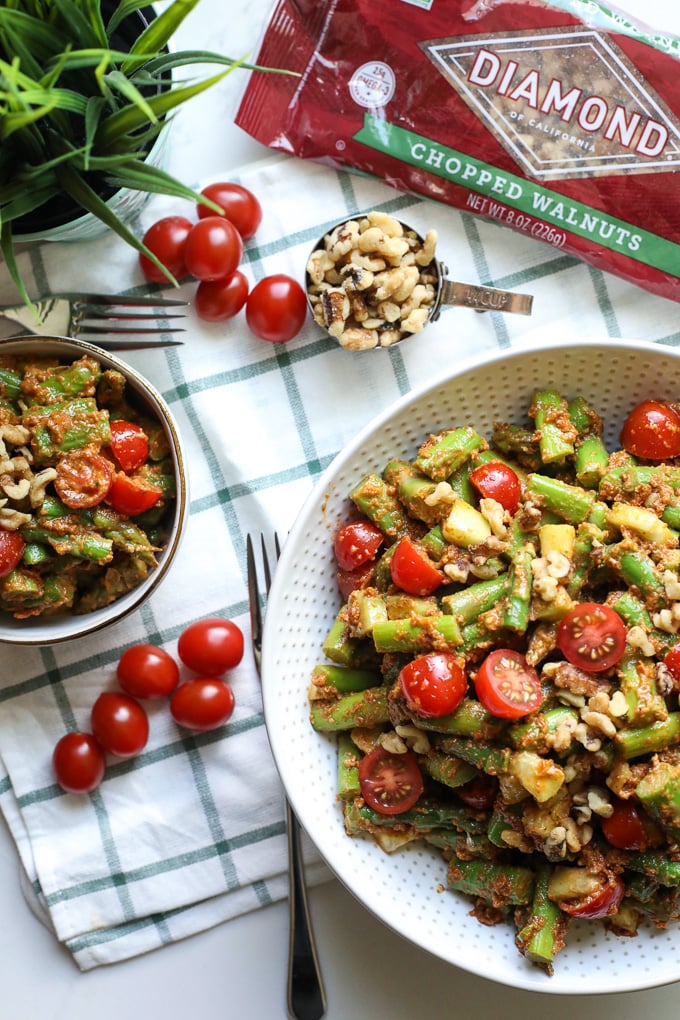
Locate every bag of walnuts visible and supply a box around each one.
[236,0,680,302]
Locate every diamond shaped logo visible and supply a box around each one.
[420,27,680,180]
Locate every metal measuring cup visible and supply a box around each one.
[305,214,533,351]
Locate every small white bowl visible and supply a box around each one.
[261,338,680,995]
[0,335,187,645]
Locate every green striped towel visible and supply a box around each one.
[0,152,678,969]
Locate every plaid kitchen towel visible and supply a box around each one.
[1,151,679,970]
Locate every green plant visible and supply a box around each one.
[0,0,284,306]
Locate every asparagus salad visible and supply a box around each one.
[0,353,176,618]
[309,391,680,973]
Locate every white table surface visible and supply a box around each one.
[4,1,680,1017]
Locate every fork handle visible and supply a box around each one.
[286,799,327,1020]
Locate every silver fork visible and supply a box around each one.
[0,293,187,349]
[246,532,327,1020]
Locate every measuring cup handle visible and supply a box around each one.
[439,279,533,316]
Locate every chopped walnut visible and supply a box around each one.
[306,211,438,350]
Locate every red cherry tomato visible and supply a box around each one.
[198,182,262,240]
[53,732,106,794]
[91,692,149,759]
[398,652,467,718]
[556,602,626,673]
[177,618,244,676]
[390,535,443,596]
[139,216,192,283]
[620,399,680,460]
[469,460,522,514]
[109,420,149,473]
[664,645,680,684]
[334,520,384,571]
[106,471,162,516]
[456,774,499,811]
[245,274,308,343]
[560,875,625,919]
[336,561,375,601]
[54,449,114,509]
[474,649,542,719]
[184,216,243,282]
[358,746,424,816]
[0,528,25,578]
[195,271,249,322]
[116,643,180,699]
[170,678,235,731]
[601,797,651,851]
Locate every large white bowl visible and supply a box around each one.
[261,338,680,995]
[0,335,187,645]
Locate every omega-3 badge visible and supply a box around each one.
[420,26,680,180]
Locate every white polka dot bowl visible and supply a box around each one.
[261,338,680,995]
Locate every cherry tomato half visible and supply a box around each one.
[399,652,467,718]
[455,774,499,811]
[336,562,375,601]
[469,460,522,514]
[117,643,180,699]
[474,649,542,719]
[198,182,262,240]
[358,746,424,816]
[184,216,243,282]
[664,645,680,685]
[53,732,106,794]
[390,535,443,596]
[139,216,193,283]
[91,692,149,759]
[245,274,308,343]
[109,420,149,473]
[106,471,162,516]
[170,678,235,731]
[177,618,244,676]
[0,528,25,578]
[620,399,680,460]
[54,449,114,509]
[195,271,249,322]
[601,797,652,851]
[334,520,384,571]
[556,602,626,673]
[560,875,625,920]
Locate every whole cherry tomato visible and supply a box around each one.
[117,643,180,699]
[195,271,249,322]
[398,652,467,718]
[53,732,106,794]
[91,692,149,759]
[0,528,25,578]
[333,520,384,571]
[469,460,522,514]
[139,216,193,283]
[198,182,262,240]
[183,216,243,281]
[245,275,308,343]
[109,420,149,473]
[170,678,235,731]
[620,399,680,460]
[177,618,244,676]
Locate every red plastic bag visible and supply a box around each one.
[236,0,680,302]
